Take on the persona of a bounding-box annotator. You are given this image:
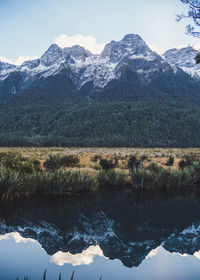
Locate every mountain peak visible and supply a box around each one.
[163,46,200,79]
[46,43,60,51]
[40,44,63,66]
[101,33,151,63]
[63,45,92,61]
[121,33,143,44]
[0,61,16,79]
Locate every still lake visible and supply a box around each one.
[0,192,200,280]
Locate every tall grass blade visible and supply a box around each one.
[71,271,75,280]
[43,270,46,280]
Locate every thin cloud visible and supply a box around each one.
[54,34,106,54]
[0,55,38,66]
[147,42,164,55]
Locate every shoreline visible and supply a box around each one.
[0,147,200,202]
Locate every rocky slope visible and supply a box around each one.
[163,46,200,80]
[0,33,185,95]
[1,34,200,147]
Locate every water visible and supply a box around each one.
[1,192,200,280]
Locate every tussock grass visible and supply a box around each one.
[1,161,200,202]
[0,148,200,202]
[0,168,97,202]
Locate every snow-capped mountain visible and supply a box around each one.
[1,195,200,268]
[163,223,200,255]
[1,33,200,98]
[163,46,200,80]
[0,34,175,94]
[0,61,16,80]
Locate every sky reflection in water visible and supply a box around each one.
[0,232,200,280]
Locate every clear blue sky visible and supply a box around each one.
[0,0,200,64]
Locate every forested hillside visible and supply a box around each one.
[1,34,200,147]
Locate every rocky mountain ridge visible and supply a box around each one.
[1,33,197,95]
[163,46,200,80]
[1,196,200,268]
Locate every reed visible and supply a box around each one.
[0,168,96,202]
[97,169,126,188]
[1,161,200,202]
[16,271,102,280]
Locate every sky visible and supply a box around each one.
[1,0,200,65]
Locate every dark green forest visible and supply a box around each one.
[1,68,200,147]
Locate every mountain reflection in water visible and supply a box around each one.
[1,192,200,279]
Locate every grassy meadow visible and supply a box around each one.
[1,146,200,170]
[0,147,200,202]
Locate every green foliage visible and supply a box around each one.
[140,154,148,161]
[3,152,200,202]
[2,98,200,147]
[97,170,126,188]
[106,170,126,187]
[179,159,187,169]
[147,162,164,173]
[127,155,143,171]
[99,159,115,171]
[178,154,200,169]
[0,168,96,202]
[130,169,156,189]
[1,63,200,147]
[43,154,79,170]
[166,155,174,166]
[0,152,41,173]
[184,154,199,166]
[91,154,102,163]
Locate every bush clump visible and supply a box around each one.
[97,170,126,188]
[0,152,41,173]
[179,159,187,170]
[127,155,144,171]
[183,154,199,166]
[44,154,79,171]
[166,156,174,166]
[91,154,102,163]
[99,159,115,171]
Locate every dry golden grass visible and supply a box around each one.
[0,147,200,171]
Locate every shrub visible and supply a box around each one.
[179,159,186,170]
[166,156,174,166]
[0,152,41,174]
[44,154,79,170]
[113,154,119,167]
[20,161,35,174]
[147,162,163,173]
[96,170,107,186]
[91,154,102,163]
[59,155,79,167]
[43,155,59,171]
[106,170,126,187]
[0,152,24,170]
[96,170,126,188]
[140,154,148,161]
[33,159,41,166]
[183,154,199,166]
[99,159,115,171]
[130,169,156,189]
[127,155,143,171]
